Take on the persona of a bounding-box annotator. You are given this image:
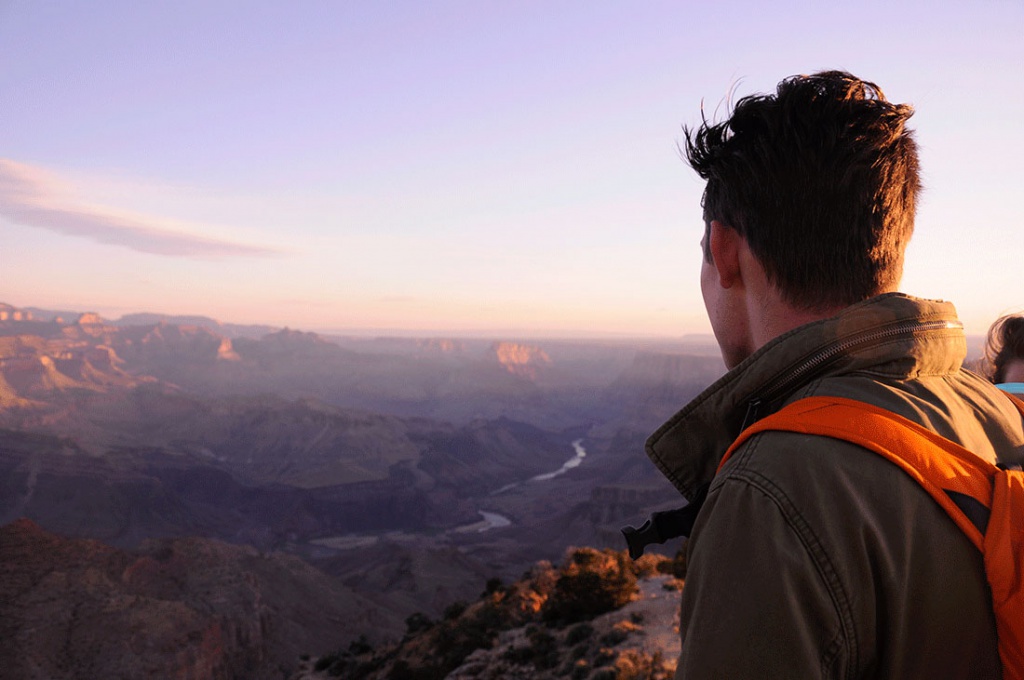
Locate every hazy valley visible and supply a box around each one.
[0,302,727,677]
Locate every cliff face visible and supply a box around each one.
[112,322,240,370]
[0,334,146,405]
[0,304,32,321]
[490,341,552,380]
[0,426,481,549]
[0,519,403,680]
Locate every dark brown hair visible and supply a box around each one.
[684,71,920,311]
[984,314,1024,383]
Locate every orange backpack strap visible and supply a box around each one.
[718,396,996,545]
[717,394,1024,680]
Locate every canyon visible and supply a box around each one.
[0,302,726,676]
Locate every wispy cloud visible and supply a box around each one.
[0,159,285,259]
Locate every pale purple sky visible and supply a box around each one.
[2,1,1021,337]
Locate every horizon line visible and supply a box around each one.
[3,299,715,344]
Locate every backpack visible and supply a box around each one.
[717,394,1024,680]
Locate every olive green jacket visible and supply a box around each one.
[647,293,1024,679]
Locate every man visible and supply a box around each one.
[647,71,1024,678]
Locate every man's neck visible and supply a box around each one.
[746,281,851,354]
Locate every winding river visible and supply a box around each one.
[529,438,586,481]
[490,438,586,497]
[311,439,588,546]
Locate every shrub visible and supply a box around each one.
[502,644,534,666]
[389,659,444,680]
[600,627,628,647]
[542,548,638,626]
[482,576,505,597]
[565,622,595,645]
[443,601,468,620]
[632,553,669,578]
[348,634,373,655]
[613,649,674,680]
[526,627,559,669]
[313,654,337,672]
[570,643,589,660]
[404,612,434,636]
[662,578,684,592]
[327,657,351,677]
[309,644,378,678]
[594,647,617,667]
[436,616,492,666]
[503,626,559,669]
[336,656,385,678]
[571,659,592,680]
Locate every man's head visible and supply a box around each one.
[686,71,920,313]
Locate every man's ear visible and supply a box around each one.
[708,220,742,289]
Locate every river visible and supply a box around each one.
[490,438,586,496]
[311,439,587,546]
[452,510,513,533]
[530,438,586,481]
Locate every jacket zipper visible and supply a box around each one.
[741,318,964,430]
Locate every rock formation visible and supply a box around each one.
[0,519,403,680]
[490,341,552,380]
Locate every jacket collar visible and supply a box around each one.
[645,293,966,499]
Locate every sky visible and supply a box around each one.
[1,1,1022,338]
